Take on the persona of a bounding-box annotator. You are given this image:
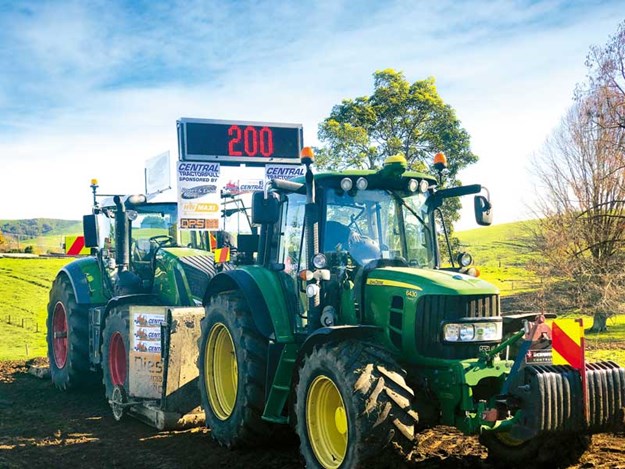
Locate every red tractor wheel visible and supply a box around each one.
[46,275,95,390]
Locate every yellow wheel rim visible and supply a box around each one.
[204,323,237,420]
[306,375,348,469]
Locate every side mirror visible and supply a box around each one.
[83,214,99,247]
[474,195,493,226]
[251,191,280,224]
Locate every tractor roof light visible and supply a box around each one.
[340,177,353,192]
[301,146,315,165]
[433,152,447,171]
[356,177,368,191]
[407,179,419,193]
[419,179,430,193]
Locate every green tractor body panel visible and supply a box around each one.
[363,267,499,361]
[231,265,296,343]
[153,247,216,306]
[61,256,109,305]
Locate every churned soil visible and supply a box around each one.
[1,359,624,468]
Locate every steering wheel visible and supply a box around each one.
[149,235,175,247]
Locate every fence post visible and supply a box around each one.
[25,343,29,358]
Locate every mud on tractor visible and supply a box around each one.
[47,120,625,468]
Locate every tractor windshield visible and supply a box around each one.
[323,188,434,268]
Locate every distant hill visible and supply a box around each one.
[0,219,82,238]
[0,219,82,254]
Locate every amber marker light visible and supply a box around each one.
[301,146,314,165]
[433,152,447,171]
[90,178,98,186]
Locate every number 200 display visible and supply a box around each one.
[228,125,274,158]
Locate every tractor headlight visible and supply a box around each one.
[312,253,327,269]
[443,323,461,342]
[457,252,473,267]
[442,319,502,343]
[340,177,353,191]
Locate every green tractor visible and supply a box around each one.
[46,183,220,426]
[196,149,625,467]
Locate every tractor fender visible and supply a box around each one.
[203,268,294,342]
[104,294,162,315]
[295,325,383,369]
[60,257,107,305]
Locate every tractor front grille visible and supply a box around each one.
[415,294,500,359]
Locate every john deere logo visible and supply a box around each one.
[181,185,217,199]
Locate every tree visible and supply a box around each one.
[316,69,478,225]
[530,92,625,332]
[580,20,625,132]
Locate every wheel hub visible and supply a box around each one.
[109,332,127,386]
[205,322,238,420]
[52,302,68,369]
[306,374,348,469]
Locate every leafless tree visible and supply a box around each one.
[530,91,625,332]
[579,20,625,131]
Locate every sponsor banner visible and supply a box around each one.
[130,308,165,399]
[221,178,264,196]
[265,164,305,181]
[177,161,221,231]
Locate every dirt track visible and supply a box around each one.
[1,359,624,468]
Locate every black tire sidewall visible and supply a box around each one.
[46,275,91,390]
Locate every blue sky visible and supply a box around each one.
[0,0,623,229]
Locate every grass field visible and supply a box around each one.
[456,220,539,296]
[0,257,74,360]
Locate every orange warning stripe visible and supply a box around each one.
[214,247,230,263]
[552,320,585,370]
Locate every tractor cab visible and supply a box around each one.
[259,151,494,338]
[83,189,211,304]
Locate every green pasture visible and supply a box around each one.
[0,257,74,360]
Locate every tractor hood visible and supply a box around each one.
[366,266,498,296]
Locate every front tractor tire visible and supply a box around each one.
[101,307,130,402]
[295,341,418,469]
[46,275,95,390]
[198,291,273,448]
[480,431,590,467]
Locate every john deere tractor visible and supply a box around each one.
[197,149,625,467]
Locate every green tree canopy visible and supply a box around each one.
[316,69,478,224]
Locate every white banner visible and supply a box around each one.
[177,161,221,230]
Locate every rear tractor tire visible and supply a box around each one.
[295,340,418,469]
[46,275,95,390]
[198,291,274,448]
[480,431,590,467]
[101,307,130,402]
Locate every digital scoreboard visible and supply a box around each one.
[177,118,303,165]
